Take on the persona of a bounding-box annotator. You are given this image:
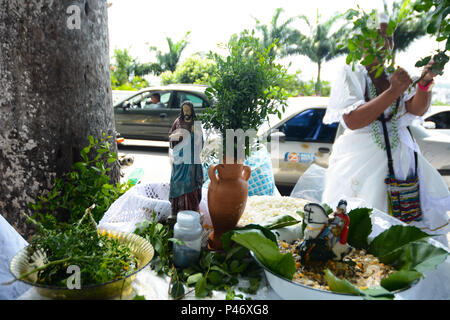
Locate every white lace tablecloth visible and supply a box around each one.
[4,184,449,300]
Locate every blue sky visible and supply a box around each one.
[107,0,450,85]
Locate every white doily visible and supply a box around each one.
[98,182,212,234]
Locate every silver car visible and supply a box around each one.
[114,84,212,141]
[260,97,450,187]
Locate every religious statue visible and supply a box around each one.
[298,200,353,263]
[168,101,204,225]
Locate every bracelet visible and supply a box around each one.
[418,79,434,92]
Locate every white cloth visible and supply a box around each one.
[322,64,450,244]
[0,214,31,299]
[98,182,212,233]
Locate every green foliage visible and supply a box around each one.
[368,225,430,257]
[160,54,217,85]
[133,214,264,300]
[200,30,290,157]
[21,209,136,287]
[110,48,135,86]
[347,207,373,249]
[383,0,429,55]
[345,0,449,80]
[229,229,296,280]
[150,32,191,74]
[284,12,350,94]
[112,75,149,91]
[254,8,297,58]
[298,79,331,96]
[315,206,448,298]
[110,48,156,90]
[28,133,132,229]
[344,7,399,76]
[134,212,174,275]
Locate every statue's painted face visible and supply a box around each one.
[183,104,193,122]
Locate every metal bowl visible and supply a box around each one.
[9,229,154,300]
[251,252,417,300]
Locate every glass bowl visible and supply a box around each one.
[9,229,154,300]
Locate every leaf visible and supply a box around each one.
[133,294,146,300]
[415,56,431,68]
[361,286,395,300]
[262,215,300,230]
[368,225,430,258]
[170,281,185,299]
[324,269,394,300]
[207,271,224,285]
[323,269,362,296]
[380,270,423,292]
[361,54,375,66]
[168,238,185,246]
[375,66,384,78]
[346,53,354,65]
[195,276,208,298]
[380,241,448,273]
[230,230,296,280]
[186,273,203,285]
[221,224,276,251]
[347,207,372,250]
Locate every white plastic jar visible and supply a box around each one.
[173,210,203,268]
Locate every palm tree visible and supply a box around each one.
[150,31,190,74]
[284,11,349,94]
[253,8,297,58]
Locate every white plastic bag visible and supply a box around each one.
[290,164,326,202]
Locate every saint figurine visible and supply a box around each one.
[168,101,204,225]
[298,200,353,262]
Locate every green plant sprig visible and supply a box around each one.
[344,1,448,85]
[5,206,137,287]
[133,212,263,300]
[344,7,401,77]
[200,30,290,158]
[28,132,132,229]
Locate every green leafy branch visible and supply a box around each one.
[5,205,137,287]
[344,0,449,84]
[133,212,265,300]
[412,0,449,81]
[28,133,132,229]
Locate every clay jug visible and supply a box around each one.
[207,163,251,250]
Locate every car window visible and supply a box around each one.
[280,108,338,143]
[175,92,208,108]
[141,92,171,109]
[425,111,450,129]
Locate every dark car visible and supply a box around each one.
[113,84,212,141]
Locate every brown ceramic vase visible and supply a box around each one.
[207,163,251,250]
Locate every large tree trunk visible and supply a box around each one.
[0,0,118,239]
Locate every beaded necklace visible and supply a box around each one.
[368,80,400,150]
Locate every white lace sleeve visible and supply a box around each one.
[323,64,367,126]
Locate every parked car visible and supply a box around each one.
[422,105,450,137]
[259,97,450,187]
[113,84,212,141]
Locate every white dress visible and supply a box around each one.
[322,64,450,244]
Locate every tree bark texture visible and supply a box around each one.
[0,0,119,239]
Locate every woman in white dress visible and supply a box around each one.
[322,19,450,245]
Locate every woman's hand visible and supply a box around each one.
[389,67,412,97]
[420,59,440,86]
